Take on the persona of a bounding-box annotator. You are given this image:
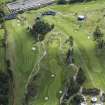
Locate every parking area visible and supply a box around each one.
[7,0,55,12]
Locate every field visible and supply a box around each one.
[3,0,105,105]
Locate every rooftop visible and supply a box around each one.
[7,0,55,12]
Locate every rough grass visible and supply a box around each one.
[6,20,40,105]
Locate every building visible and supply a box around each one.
[7,0,55,12]
[4,13,17,20]
[42,11,56,16]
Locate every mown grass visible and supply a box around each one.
[5,0,105,105]
[0,0,12,4]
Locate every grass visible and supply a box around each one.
[6,19,41,105]
[4,0,105,105]
[0,0,12,4]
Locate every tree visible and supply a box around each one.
[96,39,105,49]
[93,26,103,40]
[76,67,86,85]
[0,72,10,105]
[0,13,4,23]
[66,48,74,64]
[58,0,95,4]
[0,5,5,24]
[30,18,54,41]
[65,77,80,99]
[68,0,92,3]
[93,26,105,49]
[57,0,67,4]
[69,36,74,47]
[71,94,84,105]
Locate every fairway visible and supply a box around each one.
[2,0,105,105]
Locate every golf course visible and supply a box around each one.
[1,0,105,105]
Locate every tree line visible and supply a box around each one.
[93,26,105,50]
[57,0,94,4]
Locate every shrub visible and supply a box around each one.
[64,77,80,99]
[93,26,103,40]
[76,67,86,85]
[82,88,100,96]
[57,0,67,4]
[30,18,54,41]
[71,94,84,105]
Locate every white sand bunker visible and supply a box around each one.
[17,20,20,23]
[88,36,90,39]
[44,97,49,101]
[59,90,63,94]
[51,74,55,78]
[17,23,20,26]
[32,47,36,51]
